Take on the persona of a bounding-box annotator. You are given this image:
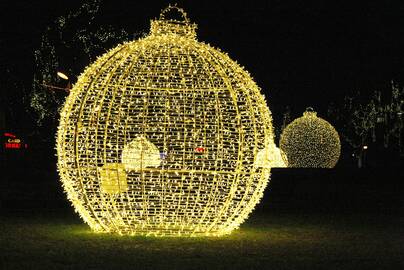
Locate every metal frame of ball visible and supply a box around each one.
[56,5,274,236]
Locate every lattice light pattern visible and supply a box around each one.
[279,108,341,168]
[57,6,274,236]
[256,143,287,168]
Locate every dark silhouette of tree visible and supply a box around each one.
[281,105,292,133]
[328,81,404,167]
[30,0,133,140]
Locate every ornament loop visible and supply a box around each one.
[305,106,315,113]
[159,5,190,25]
[150,5,197,39]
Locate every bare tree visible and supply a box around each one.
[328,81,404,167]
[30,0,132,140]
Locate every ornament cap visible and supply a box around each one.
[150,5,197,39]
[303,107,317,117]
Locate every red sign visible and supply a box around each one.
[5,143,21,149]
[195,147,206,153]
[4,132,16,138]
[3,132,28,150]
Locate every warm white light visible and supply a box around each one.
[255,143,287,168]
[363,145,368,150]
[57,71,69,80]
[121,136,161,170]
[280,108,341,168]
[56,5,274,236]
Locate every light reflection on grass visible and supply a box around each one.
[1,212,403,270]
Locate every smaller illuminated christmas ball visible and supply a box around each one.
[280,108,341,168]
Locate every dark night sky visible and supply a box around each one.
[1,0,404,127]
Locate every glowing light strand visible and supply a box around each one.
[57,5,274,236]
[280,107,341,168]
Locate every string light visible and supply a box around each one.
[31,0,130,128]
[279,107,341,168]
[57,5,274,236]
[255,143,287,168]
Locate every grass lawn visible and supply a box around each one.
[1,210,403,270]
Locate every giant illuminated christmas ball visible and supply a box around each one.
[279,108,340,168]
[56,6,274,236]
